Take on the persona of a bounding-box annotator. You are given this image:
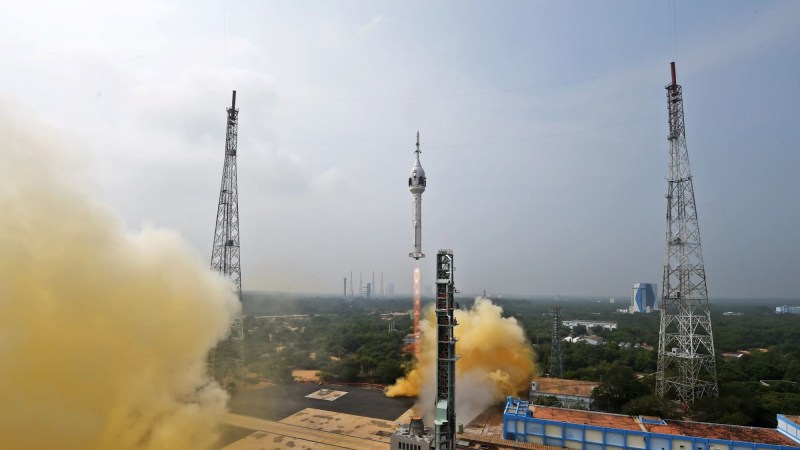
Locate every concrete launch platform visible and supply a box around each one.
[217,383,538,450]
[220,410,395,450]
[217,383,414,449]
[227,383,414,423]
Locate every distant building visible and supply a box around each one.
[630,283,657,313]
[387,283,395,297]
[585,335,606,346]
[503,398,800,450]
[563,320,617,331]
[563,335,606,346]
[776,305,800,314]
[618,342,655,351]
[381,312,408,321]
[529,377,598,409]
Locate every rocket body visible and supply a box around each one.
[411,192,423,259]
[408,133,426,260]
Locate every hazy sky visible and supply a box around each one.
[1,1,798,298]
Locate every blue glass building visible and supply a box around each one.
[631,283,657,313]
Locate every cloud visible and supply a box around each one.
[355,15,386,39]
[312,166,347,193]
[1,2,798,297]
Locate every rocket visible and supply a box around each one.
[408,132,426,260]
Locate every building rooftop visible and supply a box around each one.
[785,415,800,426]
[531,377,599,398]
[649,419,798,446]
[517,405,798,447]
[529,406,642,431]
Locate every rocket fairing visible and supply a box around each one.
[408,132,426,260]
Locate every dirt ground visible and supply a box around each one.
[292,369,321,382]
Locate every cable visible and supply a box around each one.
[671,0,678,61]
[272,72,629,103]
[263,114,661,151]
[427,115,660,149]
[224,0,229,88]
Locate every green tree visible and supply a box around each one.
[622,395,680,419]
[591,366,648,413]
[533,396,563,407]
[720,411,752,426]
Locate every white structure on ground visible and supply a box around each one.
[563,320,617,331]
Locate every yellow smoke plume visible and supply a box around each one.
[386,297,536,423]
[0,108,239,449]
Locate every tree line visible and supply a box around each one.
[238,293,800,427]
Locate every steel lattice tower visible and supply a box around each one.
[549,306,564,378]
[434,250,458,450]
[209,91,244,378]
[656,63,718,405]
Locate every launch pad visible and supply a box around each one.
[218,383,413,449]
[228,383,413,422]
[305,388,348,401]
[217,403,522,450]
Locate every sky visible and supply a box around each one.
[1,1,798,299]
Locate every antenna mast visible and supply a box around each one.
[549,306,564,378]
[656,63,718,405]
[209,91,244,379]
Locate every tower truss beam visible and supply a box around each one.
[656,63,718,406]
[434,250,458,450]
[549,306,564,378]
[209,91,244,380]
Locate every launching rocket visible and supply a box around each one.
[408,132,426,260]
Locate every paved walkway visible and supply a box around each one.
[221,413,386,450]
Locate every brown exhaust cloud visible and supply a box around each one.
[0,108,239,449]
[386,297,536,424]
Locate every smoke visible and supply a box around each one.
[385,297,536,424]
[0,107,239,449]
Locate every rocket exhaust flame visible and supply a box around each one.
[386,298,536,424]
[413,267,421,354]
[0,110,239,449]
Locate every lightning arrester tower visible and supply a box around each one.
[434,249,458,450]
[656,63,718,405]
[409,132,426,260]
[549,306,564,378]
[210,90,244,344]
